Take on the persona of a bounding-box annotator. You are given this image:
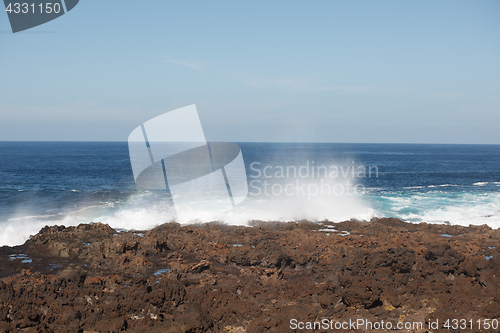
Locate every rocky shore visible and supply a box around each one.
[1,218,499,332]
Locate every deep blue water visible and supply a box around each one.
[1,142,499,245]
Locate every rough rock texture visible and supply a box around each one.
[0,218,499,332]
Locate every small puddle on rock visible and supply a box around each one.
[9,254,32,263]
[154,268,171,276]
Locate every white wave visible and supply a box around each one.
[0,191,169,246]
[392,192,500,228]
[2,175,499,247]
[364,187,385,191]
[217,195,375,226]
[0,167,378,246]
[0,220,49,247]
[473,182,489,186]
[96,206,176,231]
[0,193,374,247]
[427,184,461,188]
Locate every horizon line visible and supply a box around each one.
[0,140,499,146]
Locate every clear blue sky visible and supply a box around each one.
[1,1,499,143]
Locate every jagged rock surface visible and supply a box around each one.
[1,218,499,332]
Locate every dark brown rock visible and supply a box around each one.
[0,218,499,332]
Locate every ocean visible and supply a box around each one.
[1,142,499,246]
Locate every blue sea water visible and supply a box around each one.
[1,142,499,246]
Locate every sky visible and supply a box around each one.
[0,1,499,143]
